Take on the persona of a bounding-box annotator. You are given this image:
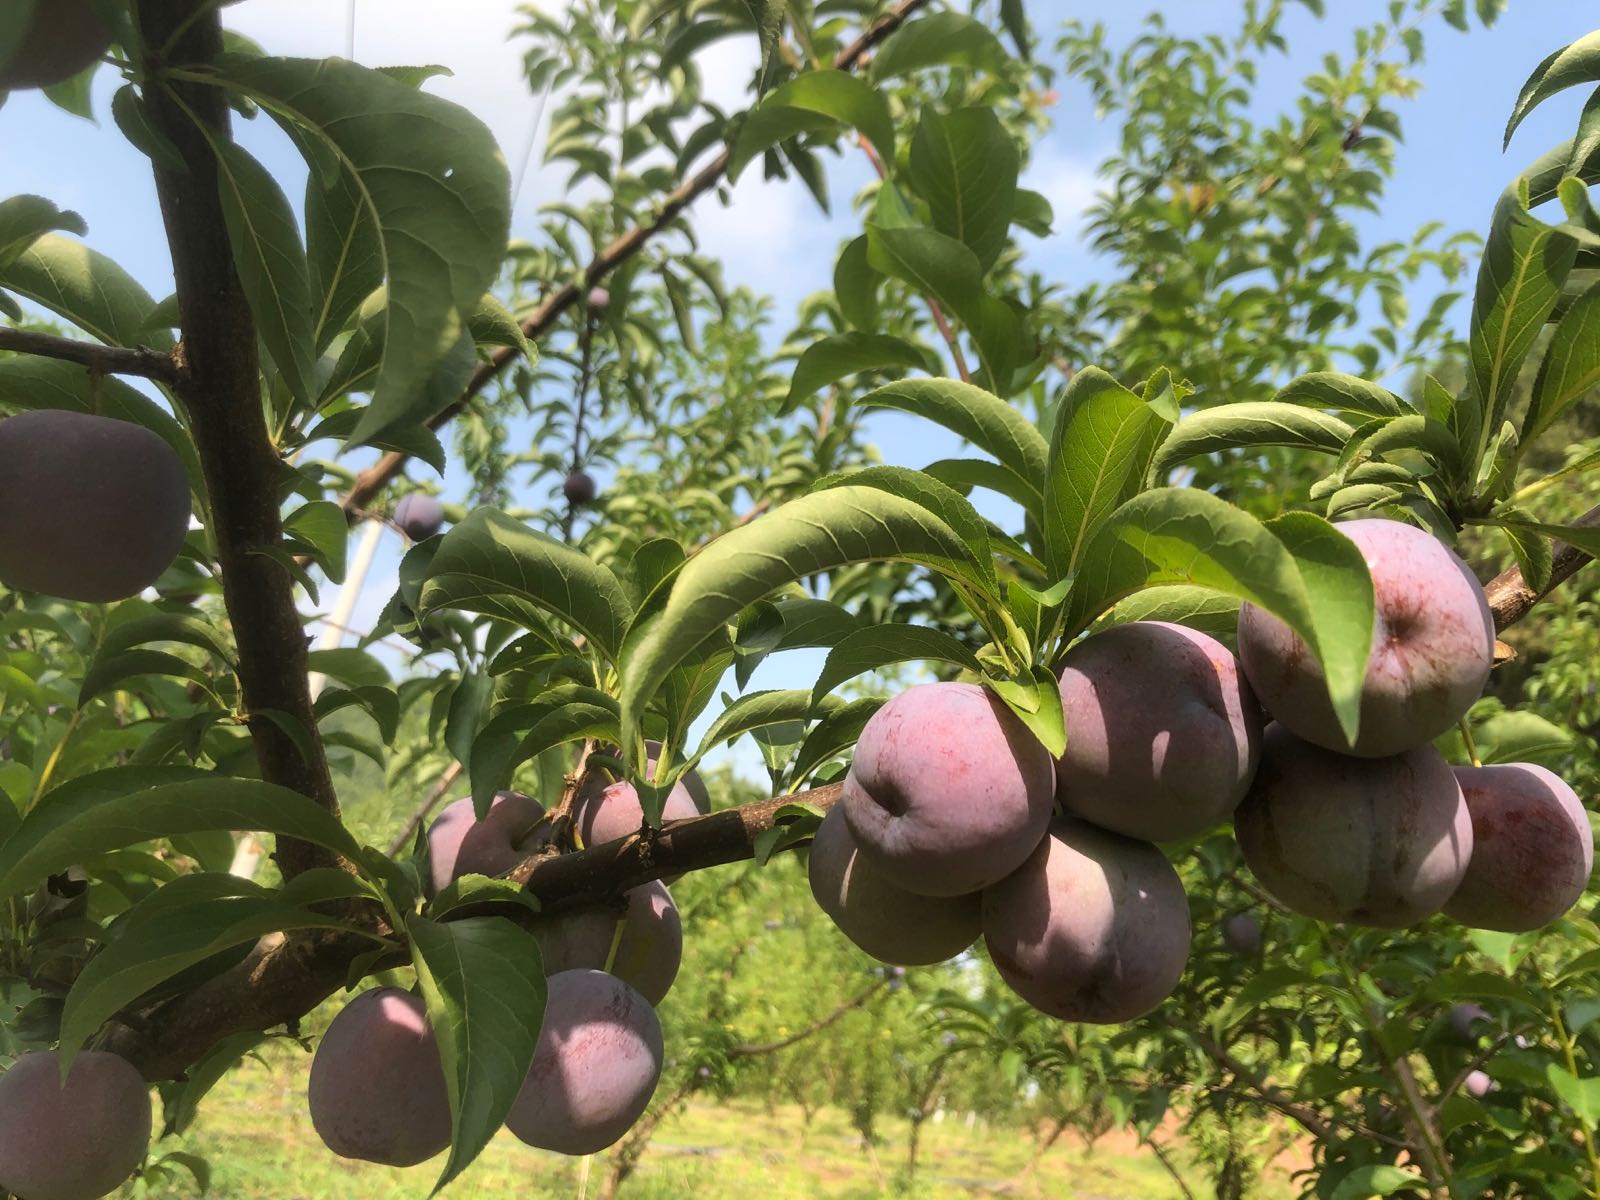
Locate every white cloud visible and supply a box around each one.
[1020,141,1101,241]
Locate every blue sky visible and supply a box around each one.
[1,1,1591,777]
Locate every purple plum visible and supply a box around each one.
[0,1050,151,1200]
[533,881,682,1004]
[424,791,547,896]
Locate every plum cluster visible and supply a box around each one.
[305,756,705,1168]
[811,518,1594,1023]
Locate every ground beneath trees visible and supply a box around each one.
[130,1046,1302,1198]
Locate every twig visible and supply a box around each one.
[384,761,465,856]
[854,133,973,385]
[1484,501,1600,633]
[335,0,931,520]
[0,328,180,384]
[729,978,887,1056]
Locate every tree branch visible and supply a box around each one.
[335,0,930,519]
[136,0,341,878]
[0,327,180,384]
[1484,502,1600,633]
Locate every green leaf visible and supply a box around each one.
[1466,192,1578,456]
[1152,403,1354,477]
[408,914,547,1196]
[216,55,511,447]
[868,12,1011,83]
[419,508,632,665]
[810,624,982,707]
[468,686,619,814]
[1501,522,1554,592]
[0,195,86,268]
[57,873,352,1068]
[1548,1063,1600,1128]
[1090,585,1242,646]
[789,698,884,786]
[620,486,982,752]
[0,768,365,900]
[305,647,390,689]
[305,162,382,351]
[1329,1164,1428,1200]
[1474,708,1573,764]
[695,690,835,761]
[1272,372,1408,418]
[211,140,316,406]
[922,457,1042,512]
[1526,278,1600,444]
[856,378,1047,482]
[989,666,1066,757]
[468,293,534,364]
[77,649,217,707]
[159,1031,267,1137]
[1044,367,1167,578]
[865,224,1026,393]
[111,86,186,175]
[785,332,928,409]
[729,70,894,182]
[1063,491,1373,745]
[1504,31,1600,148]
[906,107,1018,272]
[0,233,163,348]
[814,465,998,590]
[283,500,349,584]
[833,236,879,331]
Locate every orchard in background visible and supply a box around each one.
[1,1,1600,1198]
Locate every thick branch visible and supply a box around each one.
[336,0,929,517]
[0,327,180,384]
[1484,502,1600,633]
[107,781,842,1078]
[136,0,340,877]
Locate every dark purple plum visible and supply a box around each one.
[981,818,1191,1024]
[808,805,980,965]
[533,881,682,1004]
[1221,912,1261,955]
[563,470,597,506]
[393,493,445,541]
[1235,724,1473,927]
[0,1050,150,1200]
[1450,1002,1491,1043]
[0,410,190,602]
[1056,621,1262,841]
[1445,764,1593,932]
[307,987,452,1167]
[1238,518,1493,757]
[505,969,664,1155]
[843,682,1055,897]
[424,791,546,896]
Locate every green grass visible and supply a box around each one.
[126,1042,1302,1199]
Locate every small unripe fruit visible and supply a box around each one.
[424,791,546,896]
[0,0,112,90]
[982,818,1191,1024]
[1465,1069,1494,1099]
[563,470,597,506]
[588,286,611,310]
[1445,763,1594,932]
[0,410,190,602]
[843,682,1056,897]
[808,805,980,965]
[506,970,664,1155]
[1450,1002,1491,1043]
[1221,912,1261,955]
[393,493,445,541]
[1235,725,1473,927]
[307,988,452,1166]
[1055,621,1262,841]
[1238,518,1493,757]
[0,1050,152,1200]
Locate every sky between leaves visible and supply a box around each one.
[0,0,1592,777]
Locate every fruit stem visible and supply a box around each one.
[601,913,627,974]
[1457,718,1482,768]
[27,708,82,814]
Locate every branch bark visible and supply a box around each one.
[335,0,930,519]
[135,0,340,878]
[1484,502,1600,633]
[0,327,180,383]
